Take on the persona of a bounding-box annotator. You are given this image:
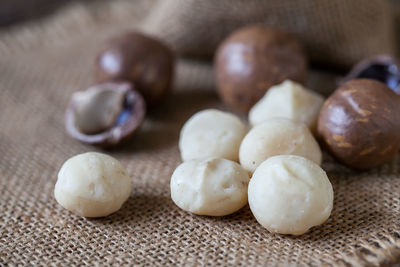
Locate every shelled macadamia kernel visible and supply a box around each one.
[179,109,247,162]
[249,80,324,132]
[239,118,322,173]
[248,155,333,235]
[54,152,132,217]
[170,158,250,216]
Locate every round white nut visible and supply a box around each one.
[170,158,250,216]
[249,80,324,132]
[54,152,132,217]
[239,118,322,173]
[179,109,247,162]
[248,155,333,235]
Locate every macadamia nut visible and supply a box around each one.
[54,152,132,217]
[65,82,146,147]
[179,109,247,162]
[248,155,333,235]
[72,84,126,134]
[215,25,307,112]
[170,158,250,216]
[318,79,400,169]
[95,31,174,107]
[249,80,324,132]
[239,118,322,173]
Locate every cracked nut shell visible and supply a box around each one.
[65,82,146,147]
[215,25,307,113]
[317,79,400,169]
[341,55,400,94]
[95,31,174,107]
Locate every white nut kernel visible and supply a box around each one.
[73,84,125,134]
[249,80,324,132]
[179,109,247,162]
[54,152,132,217]
[248,155,333,235]
[239,118,322,173]
[170,158,250,216]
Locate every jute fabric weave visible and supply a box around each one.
[0,1,399,266]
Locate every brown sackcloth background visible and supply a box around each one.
[142,0,395,68]
[1,0,400,266]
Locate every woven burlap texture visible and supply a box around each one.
[142,0,395,68]
[1,1,400,266]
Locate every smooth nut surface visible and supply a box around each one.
[215,25,307,112]
[318,79,400,169]
[95,31,175,107]
[54,152,132,217]
[170,158,250,216]
[179,109,247,162]
[248,155,333,235]
[249,80,324,132]
[65,82,146,147]
[239,118,322,173]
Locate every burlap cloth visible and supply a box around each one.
[1,1,400,266]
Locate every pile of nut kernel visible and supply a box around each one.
[54,24,400,236]
[172,80,333,235]
[171,25,400,235]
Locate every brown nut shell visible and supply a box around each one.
[65,82,146,147]
[95,31,175,107]
[317,79,400,170]
[215,25,307,113]
[340,54,400,94]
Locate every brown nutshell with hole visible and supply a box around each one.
[214,25,307,113]
[317,79,400,170]
[65,82,146,147]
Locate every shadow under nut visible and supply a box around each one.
[317,79,400,169]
